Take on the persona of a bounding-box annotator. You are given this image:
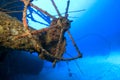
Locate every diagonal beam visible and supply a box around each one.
[29,3,56,19]
[67,30,82,57]
[65,0,70,18]
[51,0,61,17]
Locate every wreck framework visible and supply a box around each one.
[0,0,82,67]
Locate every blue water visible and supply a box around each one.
[0,0,120,80]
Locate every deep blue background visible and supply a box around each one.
[0,0,120,80]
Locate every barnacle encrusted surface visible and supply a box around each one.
[0,12,36,52]
[0,12,66,62]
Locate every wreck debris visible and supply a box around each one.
[0,0,82,67]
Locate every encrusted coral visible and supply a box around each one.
[0,12,66,62]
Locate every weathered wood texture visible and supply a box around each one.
[0,12,66,62]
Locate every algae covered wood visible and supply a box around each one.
[0,12,37,51]
[0,12,66,62]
